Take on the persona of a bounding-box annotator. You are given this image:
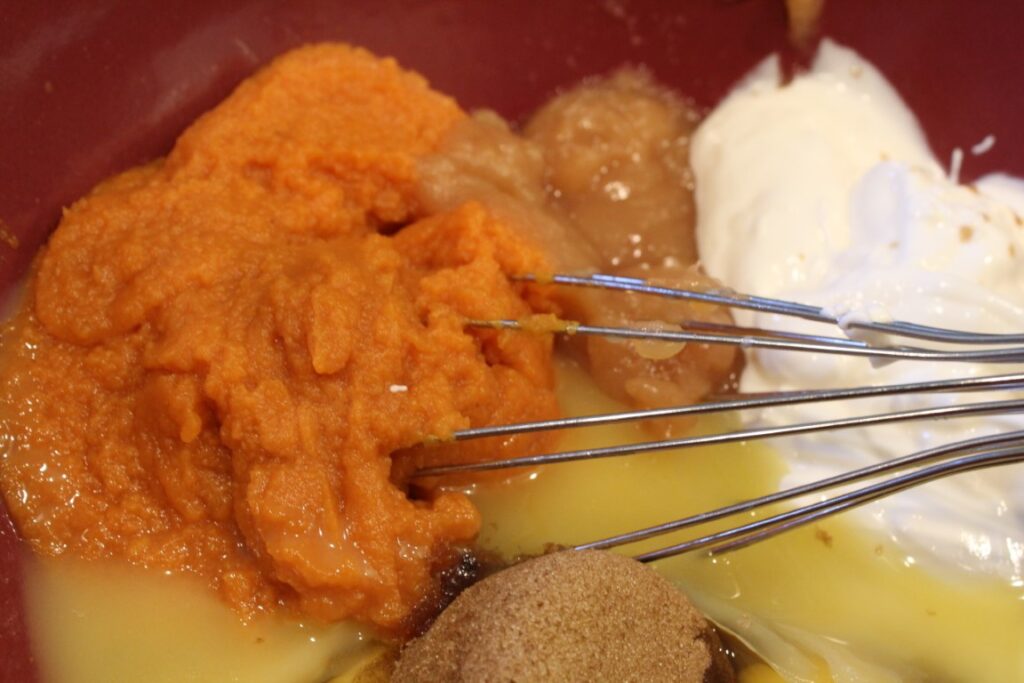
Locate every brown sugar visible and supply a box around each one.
[393,550,736,682]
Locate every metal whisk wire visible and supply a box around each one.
[463,272,1024,364]
[415,392,1024,477]
[413,272,1024,562]
[577,430,1024,559]
[514,273,1024,346]
[646,446,1024,559]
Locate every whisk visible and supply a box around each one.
[412,272,1024,562]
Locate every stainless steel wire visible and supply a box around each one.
[634,445,1024,561]
[413,272,1024,562]
[514,273,1024,345]
[575,430,1024,558]
[469,317,1024,363]
[446,372,1024,442]
[414,397,1024,477]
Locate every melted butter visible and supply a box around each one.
[20,356,1024,682]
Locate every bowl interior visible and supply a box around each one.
[2,1,1023,679]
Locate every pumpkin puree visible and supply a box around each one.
[0,45,559,630]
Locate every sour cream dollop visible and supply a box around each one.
[693,40,1024,581]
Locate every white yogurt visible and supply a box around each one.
[693,40,1024,581]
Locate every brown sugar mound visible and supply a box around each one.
[0,44,560,630]
[393,550,736,682]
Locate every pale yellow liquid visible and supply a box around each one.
[22,555,374,683]
[21,358,1024,682]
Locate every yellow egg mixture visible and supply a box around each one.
[22,357,1024,683]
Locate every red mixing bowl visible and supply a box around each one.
[2,1,1022,680]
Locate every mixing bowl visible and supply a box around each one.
[2,1,1022,680]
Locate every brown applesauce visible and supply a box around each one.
[418,70,739,434]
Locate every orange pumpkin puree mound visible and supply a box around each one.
[0,44,560,630]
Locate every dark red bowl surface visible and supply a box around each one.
[2,2,1023,680]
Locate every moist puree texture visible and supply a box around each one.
[0,44,560,630]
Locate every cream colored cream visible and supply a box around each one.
[694,39,1024,582]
